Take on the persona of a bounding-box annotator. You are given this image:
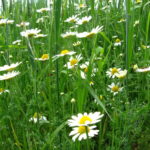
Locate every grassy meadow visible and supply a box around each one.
[0,0,150,149]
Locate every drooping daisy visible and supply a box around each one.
[108,83,123,95]
[135,67,150,73]
[76,26,103,38]
[36,8,50,13]
[0,62,22,72]
[0,71,20,80]
[65,54,82,69]
[36,17,44,23]
[0,88,10,95]
[69,125,99,141]
[52,50,76,60]
[29,112,48,123]
[115,70,127,79]
[0,19,14,26]
[68,112,104,127]
[16,21,30,27]
[20,28,41,38]
[34,54,49,61]
[64,15,79,23]
[12,40,22,45]
[76,16,92,25]
[106,67,121,78]
[61,31,77,38]
[73,41,81,47]
[114,38,122,46]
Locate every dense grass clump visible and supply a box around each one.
[0,0,150,149]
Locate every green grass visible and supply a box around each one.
[0,0,150,149]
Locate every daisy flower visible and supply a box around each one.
[135,67,150,73]
[0,19,14,26]
[0,62,22,72]
[64,15,79,23]
[69,125,99,141]
[68,112,104,127]
[20,28,41,38]
[12,40,22,45]
[76,26,103,38]
[16,21,30,27]
[52,50,76,60]
[34,54,49,61]
[61,31,77,38]
[73,41,81,47]
[34,34,47,38]
[36,17,44,23]
[115,70,127,79]
[0,71,20,80]
[65,54,82,69]
[106,67,121,78]
[76,16,92,25]
[36,8,50,13]
[114,38,122,46]
[0,88,10,95]
[108,83,123,95]
[29,112,48,123]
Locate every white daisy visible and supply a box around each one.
[20,28,41,38]
[29,112,48,123]
[76,16,92,25]
[0,71,20,80]
[34,34,47,38]
[0,88,10,95]
[0,19,14,26]
[0,62,22,72]
[76,26,103,38]
[65,54,82,69]
[135,67,150,73]
[52,50,76,60]
[16,21,30,27]
[36,17,44,23]
[34,54,49,61]
[108,83,123,95]
[115,70,127,78]
[12,40,22,45]
[61,31,77,38]
[36,8,50,13]
[73,41,81,47]
[69,125,99,141]
[106,67,121,78]
[68,112,104,127]
[114,38,122,46]
[64,15,79,23]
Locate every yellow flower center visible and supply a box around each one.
[115,38,121,43]
[86,32,95,38]
[33,112,41,118]
[28,33,35,37]
[0,88,4,93]
[78,126,90,134]
[60,50,70,55]
[111,86,119,92]
[41,54,49,59]
[111,68,118,74]
[79,116,92,124]
[84,67,88,72]
[70,59,78,66]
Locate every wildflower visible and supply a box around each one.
[114,38,122,46]
[52,50,76,60]
[75,3,87,9]
[61,31,77,38]
[76,26,103,38]
[0,71,20,80]
[64,15,78,23]
[65,55,82,69]
[73,41,81,47]
[0,62,22,72]
[36,8,50,13]
[34,34,47,38]
[12,40,22,45]
[0,88,10,95]
[71,98,76,103]
[116,70,127,79]
[16,21,30,27]
[69,125,99,141]
[20,28,41,38]
[133,20,139,27]
[34,54,49,61]
[117,18,126,23]
[106,67,121,78]
[68,112,104,127]
[89,81,94,86]
[29,112,48,123]
[36,17,44,23]
[0,19,14,26]
[76,16,92,25]
[108,83,123,95]
[135,66,150,73]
